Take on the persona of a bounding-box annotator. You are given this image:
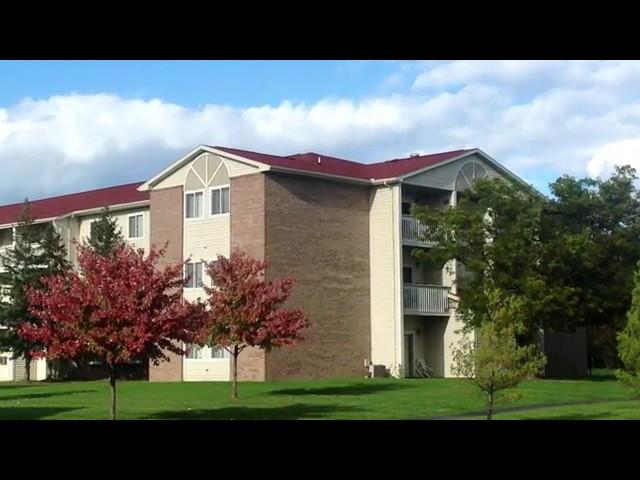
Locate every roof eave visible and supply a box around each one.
[267,165,372,185]
[139,145,271,191]
[0,199,150,229]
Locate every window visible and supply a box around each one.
[128,214,143,239]
[403,266,413,284]
[402,202,412,215]
[211,186,230,215]
[211,346,226,359]
[185,191,203,219]
[0,228,13,247]
[89,220,98,240]
[0,357,7,365]
[185,345,203,359]
[185,262,204,288]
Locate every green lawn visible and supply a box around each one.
[0,377,638,420]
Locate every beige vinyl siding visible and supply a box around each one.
[183,214,230,263]
[225,156,259,177]
[179,156,232,382]
[78,207,150,254]
[155,153,258,190]
[443,193,472,377]
[0,352,13,381]
[369,183,402,376]
[156,160,192,190]
[443,311,468,377]
[404,153,501,190]
[183,358,230,381]
[13,356,26,380]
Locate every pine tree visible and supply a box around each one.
[86,207,124,256]
[0,201,47,380]
[40,223,70,275]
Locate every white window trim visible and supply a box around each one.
[209,184,231,217]
[127,213,144,240]
[184,345,230,362]
[184,189,205,220]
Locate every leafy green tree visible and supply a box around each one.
[412,177,575,341]
[413,167,640,366]
[546,166,640,368]
[86,207,124,256]
[617,262,640,396]
[452,290,547,420]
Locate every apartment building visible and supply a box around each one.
[0,144,588,382]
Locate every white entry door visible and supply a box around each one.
[0,353,14,381]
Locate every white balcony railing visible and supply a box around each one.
[403,284,450,315]
[402,216,437,245]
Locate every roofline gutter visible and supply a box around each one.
[0,199,150,229]
[267,165,373,185]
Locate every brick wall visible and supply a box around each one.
[148,186,185,382]
[263,173,371,380]
[230,173,266,381]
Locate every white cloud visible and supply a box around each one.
[2,61,640,202]
[587,139,640,178]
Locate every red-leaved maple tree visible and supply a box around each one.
[199,250,310,400]
[20,243,206,420]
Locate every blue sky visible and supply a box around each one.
[1,60,640,202]
[0,61,405,108]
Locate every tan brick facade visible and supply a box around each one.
[263,173,371,380]
[148,186,185,382]
[230,173,266,381]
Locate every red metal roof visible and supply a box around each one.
[213,146,472,181]
[0,146,474,226]
[0,181,149,226]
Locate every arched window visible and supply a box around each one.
[455,161,489,191]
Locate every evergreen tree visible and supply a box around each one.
[40,223,70,275]
[86,207,124,256]
[0,201,47,380]
[0,201,71,381]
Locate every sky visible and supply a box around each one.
[1,60,640,203]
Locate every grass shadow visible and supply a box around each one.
[269,382,412,397]
[0,407,83,420]
[145,403,363,420]
[0,390,95,402]
[521,412,617,420]
[431,399,631,420]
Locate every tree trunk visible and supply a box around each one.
[108,362,117,420]
[25,355,31,382]
[232,345,239,400]
[487,391,494,420]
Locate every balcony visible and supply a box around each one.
[403,284,450,316]
[402,216,436,246]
